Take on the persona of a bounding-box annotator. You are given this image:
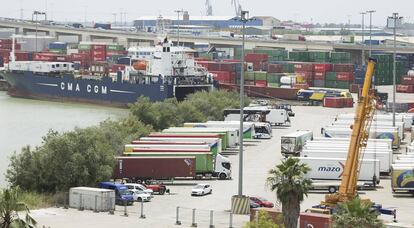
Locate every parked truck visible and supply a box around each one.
[299,157,380,186]
[98,182,134,205]
[281,130,313,156]
[94,23,111,30]
[391,164,414,194]
[121,150,232,180]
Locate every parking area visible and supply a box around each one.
[31,104,414,227]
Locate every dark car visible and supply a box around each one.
[250,197,274,208]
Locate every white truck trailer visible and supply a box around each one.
[281,130,313,155]
[206,121,273,139]
[311,137,393,150]
[335,113,413,130]
[162,127,239,147]
[301,150,391,174]
[299,157,380,186]
[69,187,115,212]
[391,164,414,193]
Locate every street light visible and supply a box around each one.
[32,11,46,52]
[366,10,376,57]
[360,12,366,64]
[174,9,184,46]
[237,10,254,197]
[387,13,403,127]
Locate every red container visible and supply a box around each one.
[14,51,30,61]
[255,80,267,87]
[219,62,236,72]
[223,59,241,63]
[294,83,310,89]
[299,213,332,228]
[343,97,354,107]
[0,43,21,50]
[111,64,126,72]
[401,76,414,85]
[210,71,232,83]
[294,63,314,72]
[0,39,12,44]
[267,63,283,73]
[349,84,360,93]
[333,64,353,72]
[92,44,106,51]
[33,53,55,61]
[245,53,268,62]
[313,63,332,73]
[78,50,91,55]
[323,97,344,108]
[195,61,210,69]
[106,50,128,56]
[70,53,89,61]
[314,72,326,80]
[397,84,414,93]
[336,72,354,81]
[3,56,9,64]
[91,50,106,62]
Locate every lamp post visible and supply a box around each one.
[32,11,46,52]
[366,10,376,57]
[387,13,403,127]
[360,12,366,64]
[174,9,184,46]
[237,10,254,196]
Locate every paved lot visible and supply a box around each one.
[31,103,414,227]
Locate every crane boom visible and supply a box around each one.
[325,58,377,205]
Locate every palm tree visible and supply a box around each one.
[0,187,37,228]
[266,157,312,228]
[333,197,384,228]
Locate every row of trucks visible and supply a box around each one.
[113,121,273,183]
[224,106,291,127]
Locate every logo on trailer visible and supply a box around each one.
[317,162,345,178]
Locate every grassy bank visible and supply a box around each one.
[18,191,55,209]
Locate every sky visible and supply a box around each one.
[1,0,413,26]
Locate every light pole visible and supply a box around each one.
[32,11,46,52]
[174,9,184,46]
[367,10,375,57]
[387,13,403,127]
[360,12,366,64]
[237,10,254,197]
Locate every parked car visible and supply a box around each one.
[128,189,151,202]
[191,184,212,196]
[249,197,274,208]
[250,199,260,208]
[124,183,154,195]
[142,181,169,195]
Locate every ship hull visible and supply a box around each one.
[3,71,175,107]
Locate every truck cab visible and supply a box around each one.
[99,182,134,205]
[214,154,231,180]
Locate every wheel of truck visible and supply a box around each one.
[137,197,142,202]
[219,173,227,180]
[159,188,166,195]
[328,186,337,194]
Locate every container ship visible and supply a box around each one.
[1,38,213,107]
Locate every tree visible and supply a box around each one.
[244,210,280,228]
[333,197,384,228]
[0,187,37,228]
[266,157,312,228]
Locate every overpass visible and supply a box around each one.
[1,18,414,64]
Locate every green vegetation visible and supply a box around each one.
[6,90,244,194]
[0,187,37,228]
[333,198,384,228]
[244,210,281,228]
[266,157,312,228]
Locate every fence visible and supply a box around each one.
[175,206,237,228]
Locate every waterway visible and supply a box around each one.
[0,91,128,187]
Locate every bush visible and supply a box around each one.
[244,210,281,228]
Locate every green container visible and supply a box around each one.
[325,80,337,88]
[309,51,330,62]
[267,82,280,88]
[48,49,66,54]
[336,81,350,89]
[281,63,295,73]
[107,44,125,51]
[326,72,337,81]
[267,73,282,83]
[254,71,267,80]
[78,44,91,50]
[245,72,255,81]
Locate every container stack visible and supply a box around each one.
[294,63,314,87]
[397,75,414,93]
[48,42,67,54]
[324,64,354,89]
[91,44,107,62]
[313,63,332,88]
[330,52,352,64]
[195,61,239,84]
[106,44,127,60]
[245,53,268,71]
[289,51,310,62]
[253,48,289,62]
[308,51,330,63]
[372,54,406,85]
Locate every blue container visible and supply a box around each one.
[49,42,67,50]
[73,62,81,70]
[117,57,131,65]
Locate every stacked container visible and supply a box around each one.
[253,48,288,62]
[48,42,67,54]
[397,75,414,93]
[91,44,107,62]
[372,54,406,85]
[330,52,351,64]
[313,63,332,87]
[245,53,268,71]
[294,63,314,86]
[308,51,330,63]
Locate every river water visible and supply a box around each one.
[0,91,128,187]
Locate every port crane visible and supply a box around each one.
[309,58,396,219]
[205,0,213,16]
[231,0,242,17]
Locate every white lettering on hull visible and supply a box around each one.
[58,82,110,95]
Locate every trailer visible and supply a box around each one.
[146,133,226,149]
[183,122,255,139]
[124,143,218,154]
[299,157,380,186]
[331,121,404,140]
[139,137,223,151]
[391,164,414,194]
[205,121,272,139]
[281,130,313,155]
[131,140,221,154]
[223,107,290,126]
[310,181,374,194]
[322,126,400,149]
[301,150,391,174]
[311,137,393,150]
[162,127,238,147]
[335,113,413,130]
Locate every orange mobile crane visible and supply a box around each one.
[309,58,397,220]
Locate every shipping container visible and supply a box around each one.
[333,64,354,72]
[294,63,313,72]
[323,97,344,108]
[69,187,115,212]
[311,137,393,150]
[162,127,239,147]
[281,130,313,155]
[336,72,354,81]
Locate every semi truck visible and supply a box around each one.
[391,164,414,194]
[224,107,291,126]
[299,157,380,186]
[301,150,391,174]
[162,127,238,147]
[121,150,232,180]
[281,130,313,156]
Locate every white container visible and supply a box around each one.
[280,76,296,85]
[311,137,393,150]
[244,106,290,126]
[281,130,313,155]
[299,157,380,185]
[140,137,223,150]
[162,127,238,147]
[183,122,256,139]
[331,121,404,139]
[206,121,272,139]
[336,113,413,130]
[69,187,115,212]
[304,142,390,151]
[301,150,391,173]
